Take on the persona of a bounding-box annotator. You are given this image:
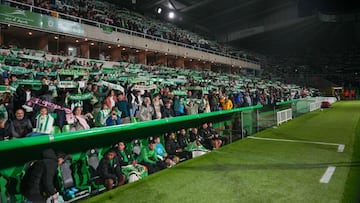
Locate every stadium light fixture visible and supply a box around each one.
[28,32,32,35]
[168,11,175,19]
[157,7,162,14]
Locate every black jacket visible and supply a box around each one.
[165,139,179,155]
[177,133,189,149]
[189,131,202,142]
[7,118,33,138]
[35,84,49,98]
[161,107,175,118]
[198,127,213,150]
[97,157,122,180]
[40,149,58,195]
[115,149,134,167]
[199,127,211,140]
[21,149,58,201]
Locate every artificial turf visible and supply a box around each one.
[83,101,360,203]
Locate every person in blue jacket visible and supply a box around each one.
[106,109,122,126]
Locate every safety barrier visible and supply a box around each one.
[310,102,322,112]
[276,108,292,125]
[315,97,337,104]
[0,105,262,170]
[310,97,337,112]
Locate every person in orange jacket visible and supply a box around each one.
[220,96,233,110]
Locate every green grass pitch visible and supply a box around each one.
[83,101,360,203]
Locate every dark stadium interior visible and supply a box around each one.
[108,0,360,86]
[118,0,360,41]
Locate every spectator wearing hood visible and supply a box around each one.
[21,148,66,202]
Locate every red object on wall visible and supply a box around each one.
[321,101,331,108]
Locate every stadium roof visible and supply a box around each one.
[116,0,360,54]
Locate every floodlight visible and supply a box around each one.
[168,11,175,19]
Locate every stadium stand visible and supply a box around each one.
[0,1,341,202]
[0,45,317,142]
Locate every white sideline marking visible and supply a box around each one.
[337,144,345,152]
[248,136,345,153]
[320,166,336,183]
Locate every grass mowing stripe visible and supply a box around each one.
[247,136,345,152]
[320,166,336,183]
[342,112,360,202]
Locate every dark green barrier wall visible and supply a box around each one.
[0,105,262,171]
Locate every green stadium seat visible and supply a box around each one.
[75,148,105,195]
[62,125,72,133]
[131,117,138,123]
[53,126,62,134]
[50,113,57,119]
[2,165,28,203]
[0,176,8,203]
[56,156,90,201]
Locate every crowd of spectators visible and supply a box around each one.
[0,45,315,201]
[8,0,260,61]
[0,47,312,141]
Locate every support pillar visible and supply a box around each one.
[36,36,49,51]
[111,48,122,62]
[137,52,147,64]
[156,55,167,66]
[175,58,185,68]
[80,43,90,59]
[0,31,3,47]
